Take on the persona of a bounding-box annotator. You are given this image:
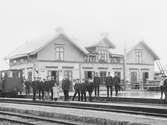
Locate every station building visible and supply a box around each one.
[7,30,159,90]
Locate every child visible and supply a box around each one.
[53,83,59,101]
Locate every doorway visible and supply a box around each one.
[64,70,73,91]
[130,71,138,89]
[143,72,149,83]
[100,71,106,85]
[84,71,94,79]
[48,70,59,84]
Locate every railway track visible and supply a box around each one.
[0,98,167,118]
[0,110,78,125]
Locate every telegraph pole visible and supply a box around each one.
[123,41,127,90]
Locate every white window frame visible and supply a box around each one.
[55,47,64,61]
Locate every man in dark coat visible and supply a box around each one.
[31,78,38,101]
[49,77,55,100]
[72,79,81,101]
[93,72,100,97]
[62,77,70,101]
[38,79,43,100]
[24,80,31,96]
[86,78,94,101]
[105,72,113,97]
[113,73,121,96]
[40,79,46,100]
[80,79,87,102]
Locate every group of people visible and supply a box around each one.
[24,77,59,101]
[23,72,121,102]
[72,72,121,102]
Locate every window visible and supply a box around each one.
[64,70,72,81]
[13,60,16,64]
[55,47,64,61]
[8,71,13,78]
[115,72,121,79]
[98,48,109,63]
[84,71,94,79]
[20,59,24,63]
[135,49,143,64]
[131,72,137,83]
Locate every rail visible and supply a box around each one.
[0,110,78,125]
[0,99,167,118]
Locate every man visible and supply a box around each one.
[62,77,70,101]
[49,77,55,100]
[160,76,165,100]
[86,78,94,101]
[113,73,121,96]
[80,79,87,102]
[93,72,100,97]
[105,72,113,97]
[24,79,31,96]
[163,78,167,103]
[72,79,81,101]
[31,77,38,101]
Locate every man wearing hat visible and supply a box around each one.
[80,79,87,101]
[105,72,113,97]
[62,76,70,101]
[72,79,81,101]
[113,72,121,96]
[93,72,100,97]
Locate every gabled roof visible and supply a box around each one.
[127,41,160,60]
[7,32,89,59]
[87,37,116,49]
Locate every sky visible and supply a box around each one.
[0,0,167,70]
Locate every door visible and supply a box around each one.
[28,72,32,81]
[48,70,59,84]
[130,72,138,89]
[64,70,73,91]
[143,72,149,83]
[100,71,106,85]
[84,71,94,79]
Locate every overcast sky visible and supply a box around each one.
[0,0,167,70]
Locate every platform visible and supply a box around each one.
[0,101,166,125]
[66,90,162,99]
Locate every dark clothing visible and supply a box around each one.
[94,77,100,86]
[48,80,55,100]
[107,86,113,97]
[80,82,87,102]
[113,76,121,96]
[105,76,113,97]
[94,86,100,97]
[62,79,70,101]
[94,77,100,96]
[105,76,113,87]
[62,79,70,91]
[72,83,81,101]
[25,81,31,96]
[31,80,39,100]
[85,80,94,102]
[38,81,43,100]
[63,90,69,101]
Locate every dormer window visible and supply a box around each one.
[98,48,109,62]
